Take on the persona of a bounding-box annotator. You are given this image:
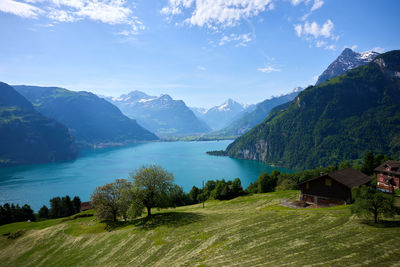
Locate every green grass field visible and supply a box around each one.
[1,191,399,266]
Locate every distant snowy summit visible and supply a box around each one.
[316,48,380,85]
[192,99,255,131]
[105,91,210,136]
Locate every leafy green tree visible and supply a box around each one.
[275,178,297,191]
[212,180,225,200]
[361,152,376,176]
[91,179,131,222]
[49,197,62,218]
[61,195,74,217]
[203,180,216,199]
[21,204,35,222]
[246,182,258,194]
[38,205,49,219]
[231,178,243,196]
[130,164,174,218]
[1,204,11,224]
[72,196,81,214]
[351,185,397,223]
[169,185,190,207]
[257,172,277,193]
[189,186,200,204]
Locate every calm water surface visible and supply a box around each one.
[0,141,292,211]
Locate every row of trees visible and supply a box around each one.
[188,178,244,204]
[38,195,81,219]
[0,203,35,225]
[91,165,247,222]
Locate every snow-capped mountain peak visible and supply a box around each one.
[316,48,380,85]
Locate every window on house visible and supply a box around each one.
[306,182,309,189]
[325,178,332,186]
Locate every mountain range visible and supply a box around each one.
[106,91,210,136]
[210,88,302,137]
[316,48,380,85]
[0,82,77,166]
[14,86,158,148]
[225,50,400,170]
[192,99,255,131]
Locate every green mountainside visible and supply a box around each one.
[0,82,77,166]
[226,50,400,170]
[14,86,158,148]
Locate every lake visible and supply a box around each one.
[0,140,293,211]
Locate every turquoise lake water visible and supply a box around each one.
[0,141,293,211]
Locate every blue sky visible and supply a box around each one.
[0,0,399,107]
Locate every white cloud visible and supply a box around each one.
[349,45,358,50]
[295,19,339,50]
[161,0,274,28]
[290,0,310,6]
[258,66,281,73]
[311,0,323,11]
[48,8,76,22]
[324,44,335,50]
[197,66,206,71]
[219,33,252,47]
[0,0,144,35]
[371,46,385,53]
[315,40,326,47]
[0,0,43,18]
[294,19,335,39]
[294,24,302,36]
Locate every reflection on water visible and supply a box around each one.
[0,141,293,211]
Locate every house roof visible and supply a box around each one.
[374,161,400,175]
[298,168,372,188]
[81,201,92,211]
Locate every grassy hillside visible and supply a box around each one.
[1,191,399,266]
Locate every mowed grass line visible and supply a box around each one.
[0,190,399,266]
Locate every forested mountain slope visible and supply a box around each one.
[226,50,400,170]
[0,82,77,166]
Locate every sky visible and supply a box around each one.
[0,0,399,108]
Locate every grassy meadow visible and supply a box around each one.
[1,190,399,266]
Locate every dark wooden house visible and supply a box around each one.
[81,201,92,211]
[374,161,400,194]
[298,168,372,205]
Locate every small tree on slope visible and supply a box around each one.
[351,185,397,223]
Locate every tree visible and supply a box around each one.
[91,179,131,222]
[257,172,277,193]
[21,204,35,222]
[169,185,190,207]
[361,152,376,176]
[130,164,174,218]
[49,197,62,218]
[204,180,217,199]
[72,196,81,214]
[351,186,397,223]
[61,195,74,217]
[231,178,243,196]
[212,180,225,200]
[189,186,200,204]
[38,205,49,219]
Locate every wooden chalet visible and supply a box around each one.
[81,201,92,211]
[374,161,400,194]
[298,168,372,205]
